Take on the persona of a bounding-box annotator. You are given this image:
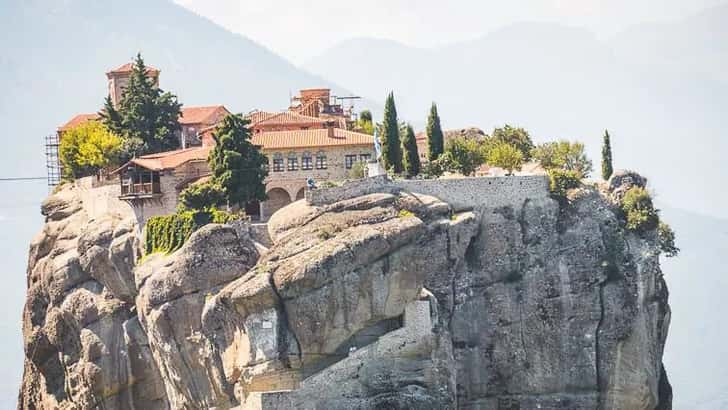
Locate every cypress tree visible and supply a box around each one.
[101,53,182,160]
[426,102,444,161]
[402,124,421,177]
[381,92,403,173]
[601,129,613,180]
[209,114,268,207]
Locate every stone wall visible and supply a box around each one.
[306,175,550,211]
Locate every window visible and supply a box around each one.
[345,154,357,169]
[272,153,284,172]
[359,154,371,163]
[302,152,313,170]
[316,151,327,169]
[287,153,299,171]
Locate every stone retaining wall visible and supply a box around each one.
[306,175,549,211]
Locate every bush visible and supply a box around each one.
[487,142,524,175]
[658,221,680,257]
[60,121,122,180]
[441,136,485,176]
[548,169,581,198]
[620,186,659,232]
[144,209,237,255]
[178,181,226,211]
[531,140,592,178]
[348,161,368,179]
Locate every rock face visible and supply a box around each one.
[19,177,671,409]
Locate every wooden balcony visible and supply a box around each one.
[120,182,162,199]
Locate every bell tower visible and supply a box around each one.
[105,62,160,107]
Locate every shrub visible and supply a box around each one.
[658,221,680,257]
[548,169,581,198]
[620,186,659,232]
[398,209,415,218]
[487,142,524,175]
[531,140,592,178]
[441,136,485,176]
[348,161,368,179]
[178,181,226,211]
[144,209,237,255]
[59,121,122,180]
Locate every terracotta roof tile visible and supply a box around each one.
[180,106,230,125]
[253,111,329,127]
[107,62,160,75]
[58,113,101,131]
[129,146,212,171]
[252,128,373,150]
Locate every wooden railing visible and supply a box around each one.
[121,182,161,196]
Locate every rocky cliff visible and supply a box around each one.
[18,175,671,409]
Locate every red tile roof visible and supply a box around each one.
[128,146,212,171]
[251,128,373,150]
[180,106,230,126]
[58,113,101,131]
[252,111,329,127]
[107,62,160,75]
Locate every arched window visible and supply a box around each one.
[315,151,327,170]
[302,152,313,170]
[272,153,284,172]
[287,152,299,171]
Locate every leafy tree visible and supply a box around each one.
[620,186,659,232]
[59,121,122,180]
[359,110,372,123]
[531,140,592,177]
[178,181,226,211]
[487,141,524,175]
[489,125,534,159]
[440,136,485,176]
[101,53,182,160]
[209,114,268,207]
[548,169,581,199]
[381,92,403,173]
[658,221,679,257]
[426,102,444,161]
[601,130,613,180]
[355,109,375,135]
[402,124,421,177]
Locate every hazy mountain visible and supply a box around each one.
[304,6,728,220]
[660,207,728,409]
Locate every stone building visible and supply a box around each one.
[106,62,160,108]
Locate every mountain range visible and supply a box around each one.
[304,4,728,219]
[1,0,726,407]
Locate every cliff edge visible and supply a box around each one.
[18,175,671,409]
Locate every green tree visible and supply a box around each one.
[531,140,593,177]
[381,92,403,173]
[489,125,534,159]
[402,124,421,177]
[59,121,122,180]
[487,141,524,175]
[426,102,444,161]
[355,109,375,135]
[178,181,226,211]
[601,130,613,180]
[101,53,182,160]
[658,221,679,257]
[209,114,269,207]
[621,186,659,232]
[348,160,368,179]
[439,136,485,176]
[548,169,581,199]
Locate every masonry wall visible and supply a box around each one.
[306,175,550,211]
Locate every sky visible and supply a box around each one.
[173,0,725,63]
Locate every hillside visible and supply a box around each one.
[303,11,728,220]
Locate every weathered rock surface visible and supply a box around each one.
[19,177,672,409]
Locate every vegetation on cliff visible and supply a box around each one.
[144,209,235,255]
[59,121,122,180]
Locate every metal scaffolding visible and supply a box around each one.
[45,133,61,187]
